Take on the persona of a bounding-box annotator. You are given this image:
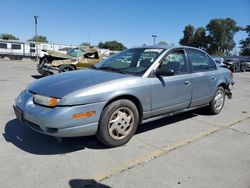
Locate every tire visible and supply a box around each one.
[58,64,75,73]
[241,66,246,72]
[96,99,139,147]
[207,86,225,115]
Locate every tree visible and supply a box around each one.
[158,41,168,46]
[98,41,126,51]
[98,42,105,48]
[80,42,90,46]
[179,25,195,46]
[192,27,208,50]
[179,26,208,49]
[28,35,48,43]
[206,18,240,55]
[0,33,19,40]
[239,25,250,56]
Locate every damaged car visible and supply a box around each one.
[37,47,103,76]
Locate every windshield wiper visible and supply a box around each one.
[97,67,126,74]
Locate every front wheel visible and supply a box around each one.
[207,86,225,115]
[96,99,139,147]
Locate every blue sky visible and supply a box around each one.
[0,0,249,49]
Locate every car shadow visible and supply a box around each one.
[136,111,197,134]
[3,111,201,155]
[3,119,105,155]
[31,75,43,79]
[69,179,110,188]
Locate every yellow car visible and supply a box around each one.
[37,47,104,76]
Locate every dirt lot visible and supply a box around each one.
[0,60,250,188]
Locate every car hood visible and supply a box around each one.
[29,69,131,98]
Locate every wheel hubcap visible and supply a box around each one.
[108,107,134,140]
[62,67,71,72]
[214,90,224,111]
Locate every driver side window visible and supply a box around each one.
[160,50,188,75]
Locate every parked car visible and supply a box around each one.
[212,57,224,65]
[14,46,234,147]
[37,47,103,76]
[223,58,247,72]
[246,61,250,71]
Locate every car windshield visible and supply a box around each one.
[67,48,85,57]
[94,48,164,75]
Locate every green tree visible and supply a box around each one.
[0,33,19,40]
[28,35,48,43]
[158,41,168,45]
[80,42,90,46]
[179,25,195,46]
[192,27,208,50]
[239,25,250,56]
[98,42,105,48]
[98,41,126,51]
[206,18,240,55]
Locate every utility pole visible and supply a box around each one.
[152,35,157,45]
[88,27,91,47]
[34,15,39,61]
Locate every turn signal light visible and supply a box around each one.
[48,98,58,107]
[72,111,96,119]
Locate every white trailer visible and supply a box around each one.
[0,39,76,60]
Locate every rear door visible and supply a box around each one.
[186,49,218,107]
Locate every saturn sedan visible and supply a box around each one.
[14,46,234,147]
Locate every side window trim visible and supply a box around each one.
[206,54,217,70]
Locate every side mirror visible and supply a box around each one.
[156,67,175,76]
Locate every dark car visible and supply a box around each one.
[223,57,247,72]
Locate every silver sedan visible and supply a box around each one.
[14,46,234,147]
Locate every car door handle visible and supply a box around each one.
[184,81,191,85]
[212,77,217,80]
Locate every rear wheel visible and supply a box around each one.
[207,86,225,115]
[59,64,75,73]
[96,99,139,147]
[241,66,246,72]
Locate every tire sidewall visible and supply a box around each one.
[97,99,139,147]
[59,64,75,73]
[210,86,225,114]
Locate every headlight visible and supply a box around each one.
[33,94,60,107]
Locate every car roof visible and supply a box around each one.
[130,45,206,52]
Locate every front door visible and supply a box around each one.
[151,49,192,116]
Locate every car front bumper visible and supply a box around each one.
[14,90,106,137]
[37,64,59,75]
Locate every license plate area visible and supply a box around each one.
[13,106,23,121]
